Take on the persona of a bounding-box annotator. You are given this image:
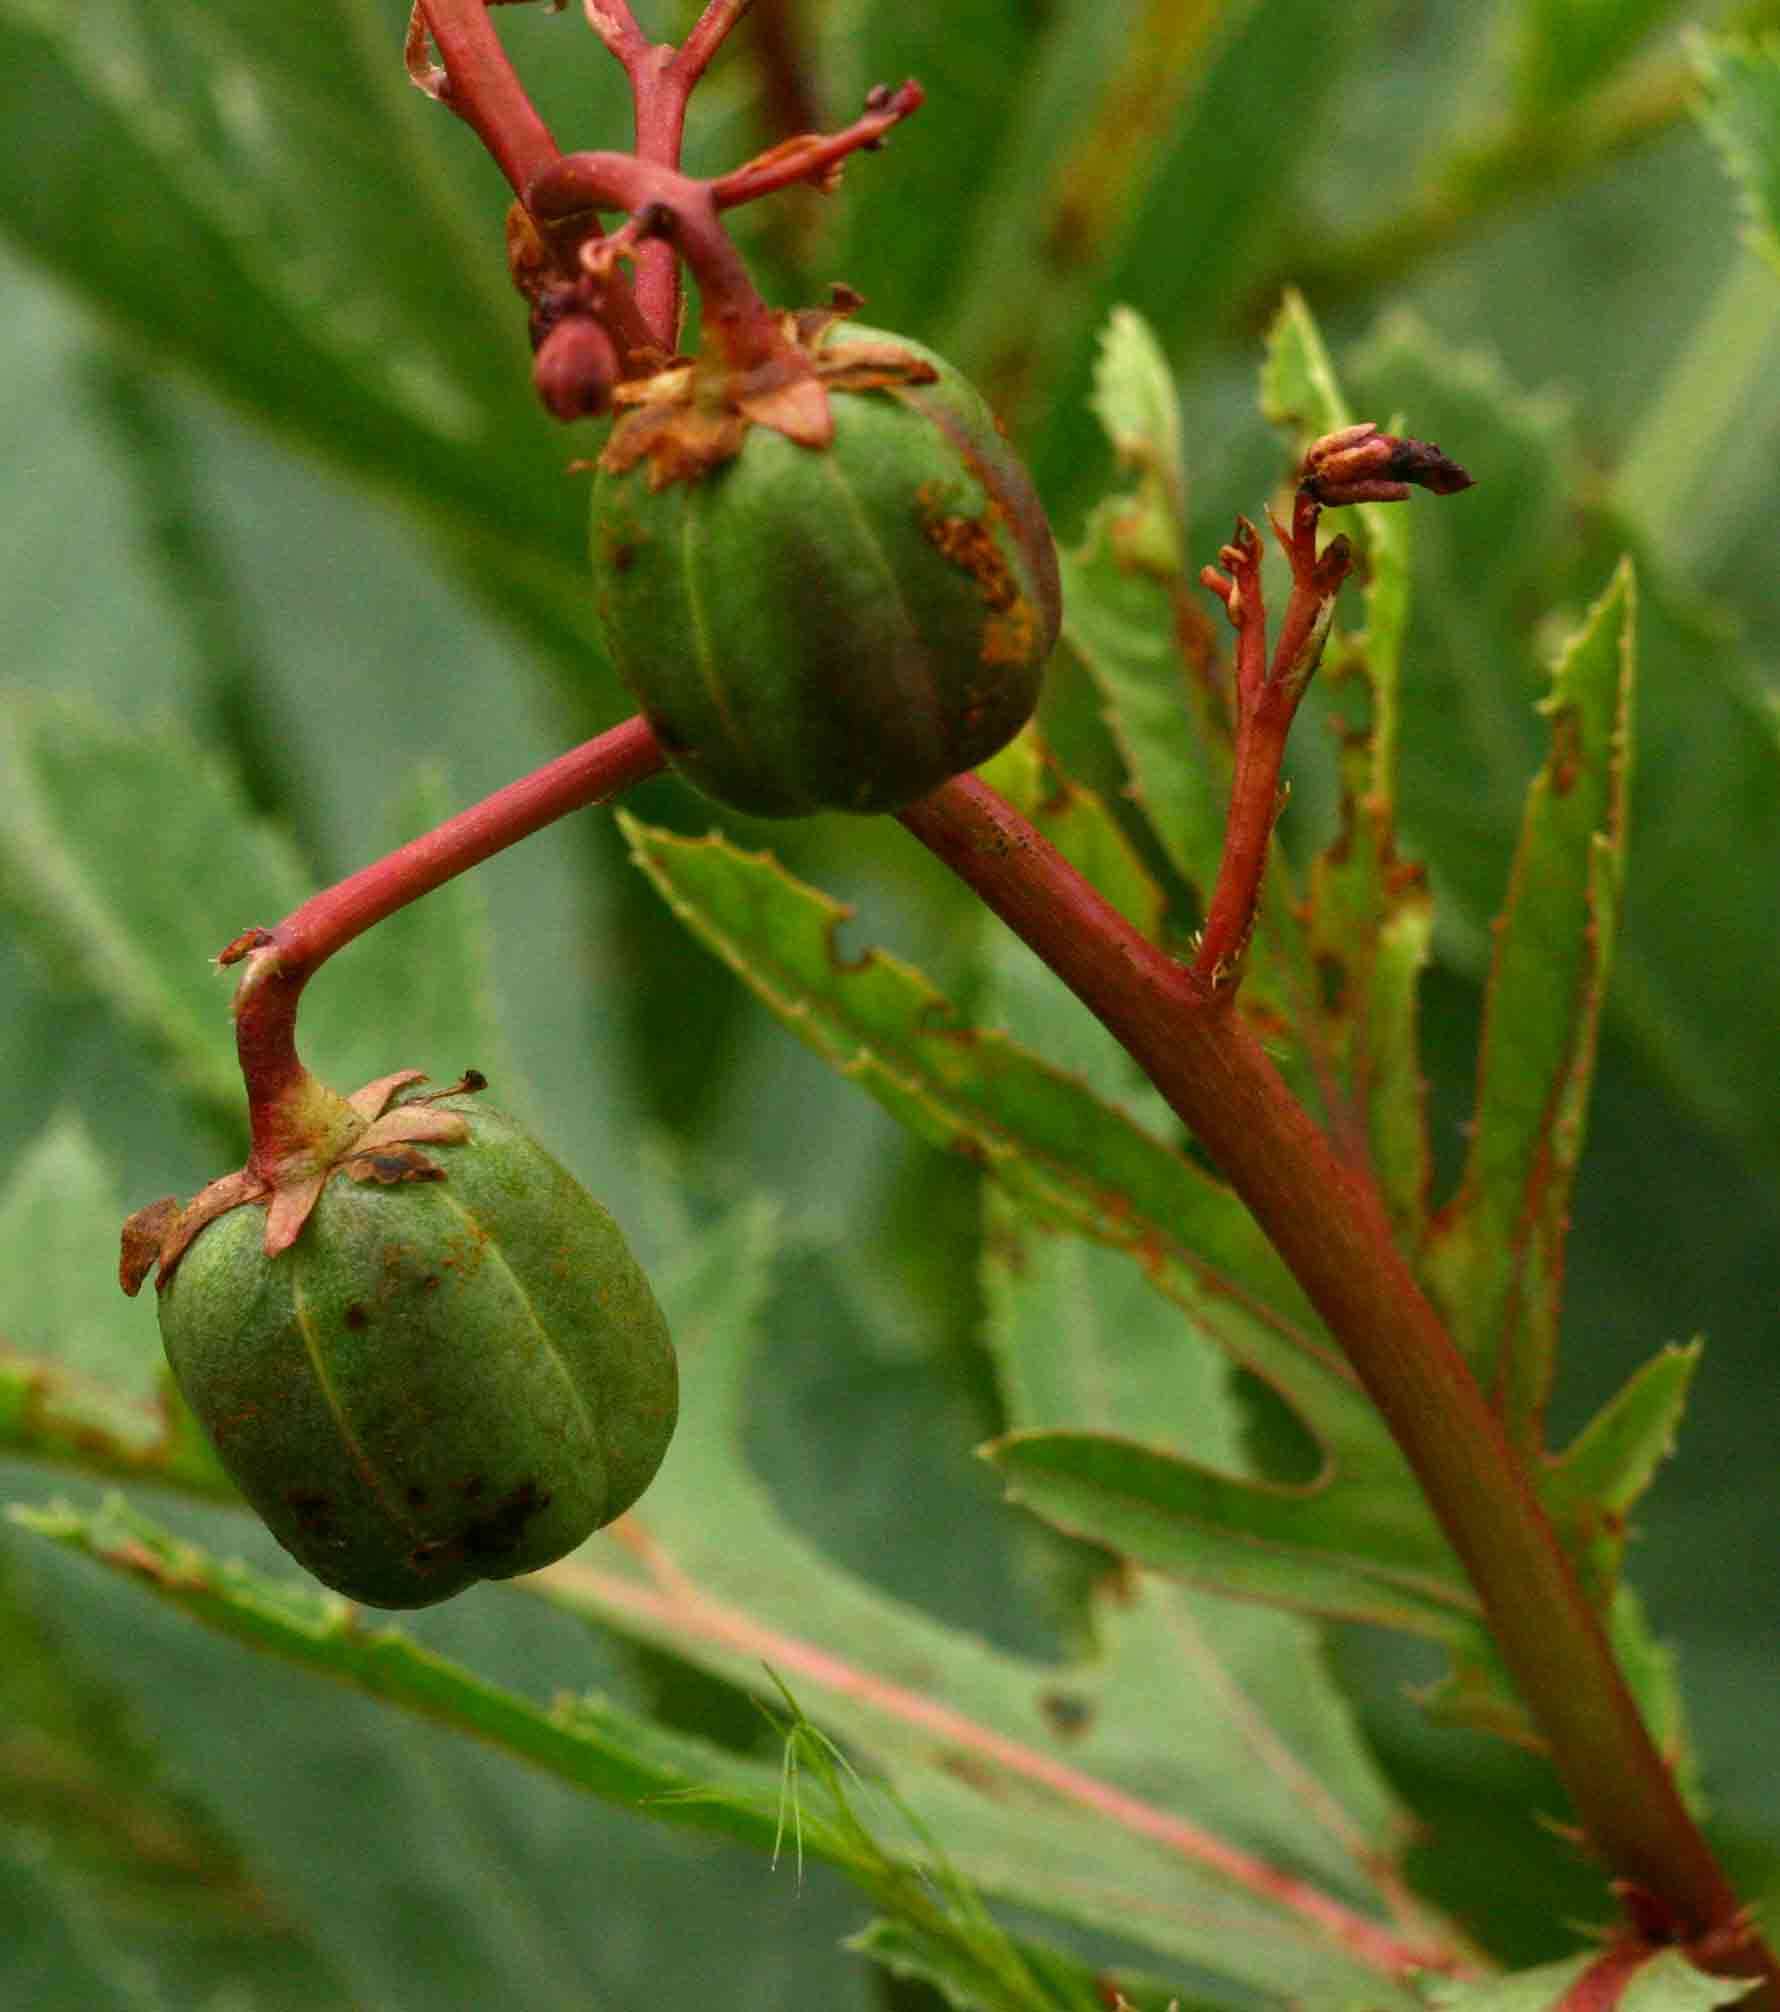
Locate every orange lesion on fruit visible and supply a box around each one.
[915,486,1043,668]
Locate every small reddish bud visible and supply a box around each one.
[1299,422,1473,506]
[534,314,620,422]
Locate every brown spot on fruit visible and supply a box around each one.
[285,1489,335,1538]
[462,1480,552,1559]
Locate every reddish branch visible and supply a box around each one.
[894,774,1775,1997]
[524,82,922,368]
[225,717,663,1175]
[1194,496,1351,985]
[409,0,560,196]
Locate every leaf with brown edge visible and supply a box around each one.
[1421,563,1636,1451]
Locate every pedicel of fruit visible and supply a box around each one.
[122,1069,676,1610]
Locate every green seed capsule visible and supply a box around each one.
[589,322,1061,818]
[157,1096,676,1609]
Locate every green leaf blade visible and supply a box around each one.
[1418,1942,1761,2009]
[0,695,310,1127]
[1262,293,1434,1239]
[1695,33,1780,278]
[1425,561,1637,1441]
[1513,0,1687,112]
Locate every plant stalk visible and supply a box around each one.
[897,774,1779,1997]
[228,716,663,1128]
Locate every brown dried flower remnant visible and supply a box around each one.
[1299,422,1473,507]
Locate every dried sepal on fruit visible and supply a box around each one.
[122,1073,676,1610]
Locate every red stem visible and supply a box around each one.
[415,0,660,358]
[228,717,665,1128]
[897,775,1778,1998]
[1193,496,1350,989]
[416,0,562,194]
[585,1,760,342]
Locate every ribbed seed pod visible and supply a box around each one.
[589,322,1061,817]
[157,1095,676,1609]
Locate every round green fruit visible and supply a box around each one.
[158,1095,676,1609]
[589,322,1061,818]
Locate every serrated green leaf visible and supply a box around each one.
[1539,1347,1704,1799]
[1513,0,1686,112]
[1423,562,1636,1446]
[1261,292,1433,1241]
[0,1536,350,2012]
[0,1115,145,1390]
[1418,1942,1760,2010]
[1542,1343,1701,1597]
[1695,34,1780,278]
[0,693,310,1129]
[619,814,1443,1496]
[619,813,1314,1321]
[7,1493,796,1856]
[526,1192,1443,1998]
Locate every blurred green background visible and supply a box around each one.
[2,1,1778,2004]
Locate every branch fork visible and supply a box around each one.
[413,0,920,401]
